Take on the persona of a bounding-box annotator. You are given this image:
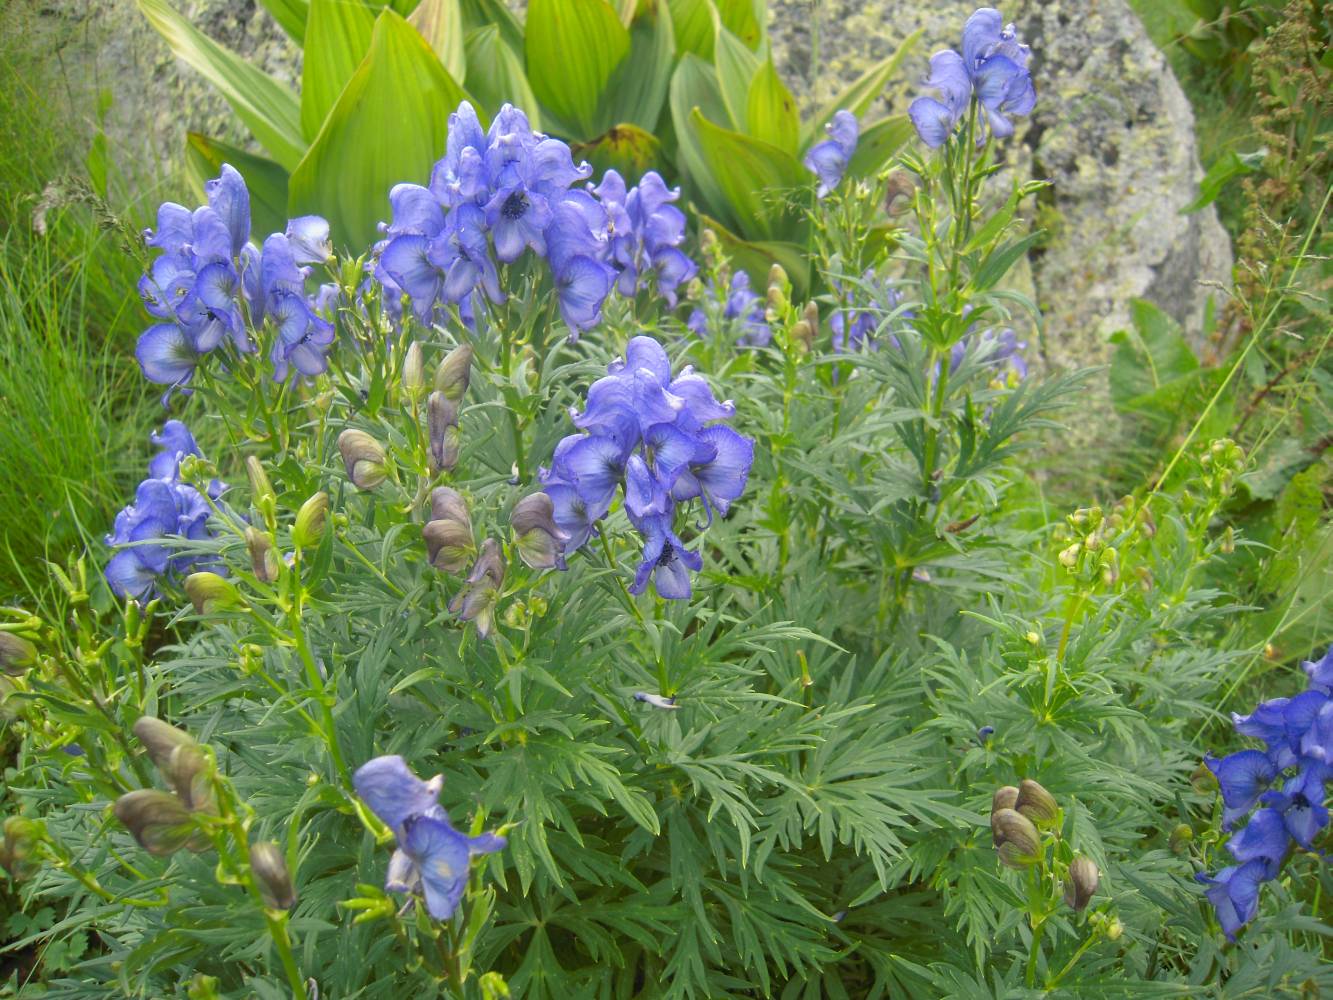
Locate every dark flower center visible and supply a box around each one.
[656,542,676,568]
[502,192,528,221]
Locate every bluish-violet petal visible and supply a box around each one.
[573,376,639,443]
[387,184,446,239]
[974,55,1024,111]
[188,206,234,264]
[352,755,444,836]
[651,248,696,307]
[633,171,679,214]
[1003,71,1036,117]
[909,97,958,149]
[625,455,671,519]
[961,7,1003,71]
[1205,750,1277,827]
[615,263,640,299]
[1301,702,1333,762]
[654,550,694,601]
[148,420,200,480]
[136,323,198,385]
[804,139,849,198]
[1284,689,1328,745]
[286,215,333,263]
[644,422,709,484]
[1305,646,1333,694]
[380,235,443,319]
[555,255,611,332]
[826,109,860,155]
[564,434,629,510]
[544,482,597,552]
[994,21,1031,68]
[177,298,229,352]
[1262,768,1330,848]
[691,425,754,515]
[927,50,972,112]
[140,255,195,318]
[467,831,507,857]
[144,202,194,253]
[127,515,171,574]
[489,208,530,263]
[287,340,331,379]
[618,336,673,382]
[401,813,472,920]
[593,168,628,208]
[1197,861,1266,940]
[384,848,421,894]
[668,368,735,425]
[194,261,241,313]
[1225,807,1290,873]
[629,519,669,596]
[260,233,304,301]
[205,163,250,256]
[545,201,605,273]
[1233,697,1290,747]
[105,550,157,599]
[526,137,591,192]
[641,203,687,253]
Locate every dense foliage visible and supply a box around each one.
[1,2,1331,998]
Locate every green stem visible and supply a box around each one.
[266,911,308,1000]
[289,554,353,789]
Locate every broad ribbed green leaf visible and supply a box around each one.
[184,133,290,240]
[459,0,524,57]
[689,108,805,242]
[713,26,758,130]
[803,30,921,148]
[667,0,717,58]
[603,3,675,133]
[714,0,760,48]
[290,10,472,249]
[409,0,467,81]
[699,212,809,295]
[525,0,630,138]
[845,114,914,178]
[137,0,304,170]
[301,0,376,143]
[257,0,309,42]
[572,123,662,179]
[464,26,540,127]
[745,57,798,156]
[668,55,733,229]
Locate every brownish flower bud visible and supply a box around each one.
[245,526,280,583]
[337,429,387,489]
[1015,779,1059,826]
[132,717,215,813]
[434,344,473,402]
[449,539,505,639]
[1064,855,1099,910]
[245,455,274,505]
[991,808,1040,868]
[0,633,37,676]
[992,785,1020,816]
[428,391,460,473]
[249,841,297,909]
[113,790,199,857]
[183,572,239,615]
[509,493,571,570]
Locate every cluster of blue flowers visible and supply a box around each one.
[830,270,907,354]
[1199,646,1333,938]
[374,102,696,335]
[539,336,754,600]
[908,7,1036,148]
[803,110,859,198]
[687,271,771,347]
[353,755,505,920]
[105,421,220,599]
[137,165,336,399]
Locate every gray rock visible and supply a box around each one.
[770,0,1233,392]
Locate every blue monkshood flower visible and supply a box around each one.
[909,8,1036,148]
[1260,767,1330,848]
[1196,860,1268,940]
[949,326,1028,379]
[830,270,908,354]
[804,110,859,198]
[1226,807,1289,875]
[353,755,505,920]
[136,165,333,396]
[590,170,697,306]
[1304,647,1333,695]
[688,271,771,347]
[1206,750,1279,829]
[105,421,220,599]
[540,336,750,599]
[633,692,679,710]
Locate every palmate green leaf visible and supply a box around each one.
[688,108,806,242]
[602,1,675,134]
[137,0,305,170]
[301,0,376,142]
[464,25,541,127]
[745,57,798,156]
[525,0,630,138]
[803,29,922,148]
[257,0,309,42]
[713,25,760,130]
[408,0,467,81]
[289,9,473,250]
[184,132,289,239]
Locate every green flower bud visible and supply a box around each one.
[1063,855,1099,911]
[338,429,388,489]
[428,391,461,473]
[245,455,274,506]
[990,808,1040,868]
[1220,525,1234,555]
[0,632,37,676]
[113,790,199,857]
[510,493,571,570]
[1137,506,1156,538]
[479,972,512,1000]
[293,492,329,549]
[1015,779,1059,826]
[402,341,426,403]
[249,841,297,910]
[0,816,41,877]
[1169,823,1194,854]
[1058,543,1080,569]
[1105,916,1123,941]
[184,572,239,615]
[767,262,789,294]
[187,974,222,1000]
[434,344,474,402]
[245,527,280,583]
[1099,547,1119,587]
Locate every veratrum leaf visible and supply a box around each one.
[699,213,809,296]
[714,0,761,48]
[803,30,922,148]
[745,57,798,157]
[464,26,541,128]
[713,25,759,130]
[845,114,914,178]
[458,0,524,57]
[137,0,305,171]
[689,108,805,242]
[669,55,733,229]
[1108,299,1202,408]
[290,9,473,250]
[409,0,467,82]
[184,133,290,240]
[667,0,717,58]
[525,0,630,138]
[572,123,662,179]
[301,0,376,143]
[602,3,675,134]
[257,0,309,43]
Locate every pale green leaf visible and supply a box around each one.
[668,54,733,229]
[257,0,309,42]
[463,26,541,128]
[602,2,675,133]
[409,0,467,81]
[667,0,717,58]
[525,0,630,138]
[184,132,290,240]
[713,25,759,130]
[689,107,805,242]
[745,57,798,156]
[301,0,376,142]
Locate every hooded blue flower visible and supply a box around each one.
[688,271,770,348]
[909,8,1036,148]
[1195,861,1267,941]
[590,169,697,306]
[539,336,751,600]
[830,270,909,354]
[804,110,859,198]
[353,755,505,920]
